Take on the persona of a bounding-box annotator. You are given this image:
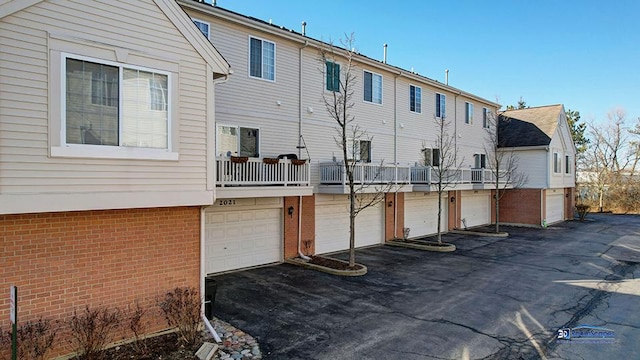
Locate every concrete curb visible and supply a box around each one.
[285,257,368,276]
[450,229,509,237]
[386,240,457,252]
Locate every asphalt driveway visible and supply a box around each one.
[211,214,640,359]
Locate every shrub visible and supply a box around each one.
[576,204,590,221]
[16,318,58,360]
[157,287,202,347]
[124,301,152,357]
[66,305,121,360]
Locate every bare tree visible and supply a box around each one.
[486,112,527,233]
[319,34,396,267]
[424,115,462,244]
[583,109,636,212]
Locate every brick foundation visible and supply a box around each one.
[283,195,315,258]
[0,207,200,357]
[565,187,575,220]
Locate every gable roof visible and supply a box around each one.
[498,104,564,148]
[1,0,229,75]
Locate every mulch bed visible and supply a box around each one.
[309,256,364,271]
[100,332,201,360]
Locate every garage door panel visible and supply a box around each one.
[205,206,282,274]
[546,193,564,223]
[315,196,382,254]
[405,195,446,238]
[461,193,490,228]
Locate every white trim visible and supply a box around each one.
[409,84,422,114]
[247,35,276,82]
[60,52,173,157]
[216,123,261,157]
[465,102,474,125]
[362,69,383,105]
[0,191,214,215]
[191,18,211,39]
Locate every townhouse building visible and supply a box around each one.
[178,0,505,274]
[1,1,574,357]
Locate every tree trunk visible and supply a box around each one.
[436,185,443,244]
[349,184,356,268]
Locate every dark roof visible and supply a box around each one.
[498,105,564,148]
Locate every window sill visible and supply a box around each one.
[51,146,179,161]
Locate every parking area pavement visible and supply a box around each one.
[211,214,640,359]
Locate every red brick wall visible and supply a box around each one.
[499,189,542,225]
[384,192,404,241]
[283,195,315,258]
[565,187,575,220]
[0,207,200,357]
[448,190,460,230]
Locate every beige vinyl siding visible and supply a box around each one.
[0,0,213,210]
[509,150,548,188]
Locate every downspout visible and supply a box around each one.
[201,70,230,334]
[298,40,309,159]
[296,40,311,260]
[393,72,400,238]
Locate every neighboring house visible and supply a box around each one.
[0,0,229,356]
[498,105,576,225]
[178,0,506,275]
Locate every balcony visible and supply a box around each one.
[215,157,312,198]
[318,163,510,193]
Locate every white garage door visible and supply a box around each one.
[315,195,383,254]
[461,191,490,228]
[405,193,447,238]
[546,192,565,224]
[204,199,282,274]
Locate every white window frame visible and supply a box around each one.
[553,152,561,173]
[217,124,260,158]
[436,93,446,118]
[482,107,489,128]
[474,153,486,169]
[465,102,474,124]
[52,52,176,161]
[248,36,276,82]
[410,84,422,113]
[346,139,372,163]
[363,70,383,105]
[192,18,210,39]
[422,147,440,167]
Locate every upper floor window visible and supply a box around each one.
[482,107,489,128]
[565,155,571,174]
[192,19,210,39]
[363,70,382,104]
[65,56,169,149]
[249,37,275,81]
[347,139,371,163]
[423,148,440,167]
[465,102,474,124]
[410,85,421,113]
[436,93,446,118]
[553,152,561,173]
[474,154,486,169]
[218,125,259,157]
[326,61,340,92]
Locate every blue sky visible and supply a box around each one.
[213,0,639,124]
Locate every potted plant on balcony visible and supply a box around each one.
[262,157,280,165]
[230,156,249,164]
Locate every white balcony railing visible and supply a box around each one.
[322,163,508,186]
[216,157,310,187]
[319,162,411,185]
